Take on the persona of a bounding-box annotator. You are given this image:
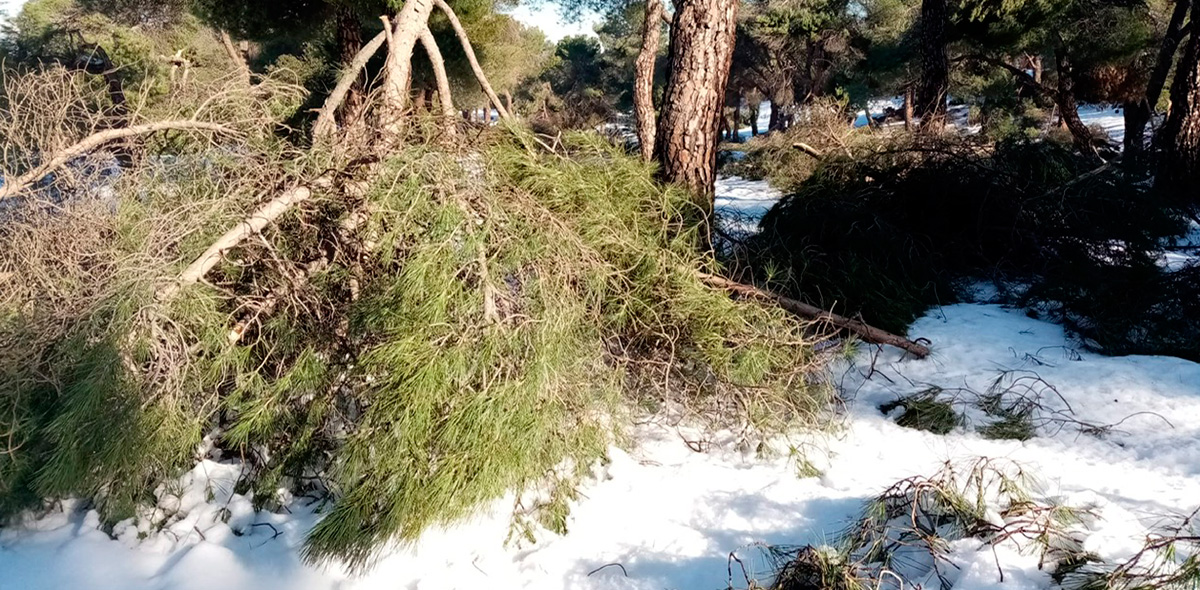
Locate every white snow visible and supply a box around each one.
[4,302,1198,590]
[713,175,783,237]
[4,161,1200,589]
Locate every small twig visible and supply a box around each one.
[587,563,629,577]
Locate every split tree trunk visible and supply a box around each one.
[380,0,439,136]
[634,0,664,161]
[654,0,740,210]
[419,26,457,134]
[915,0,949,131]
[1125,0,1190,166]
[1157,0,1200,197]
[434,0,511,121]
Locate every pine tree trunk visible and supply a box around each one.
[434,0,511,120]
[915,0,949,131]
[1053,48,1095,154]
[1126,0,1190,166]
[767,85,794,132]
[336,7,366,126]
[654,0,739,209]
[904,86,914,131]
[749,102,759,136]
[635,0,663,161]
[1157,0,1200,197]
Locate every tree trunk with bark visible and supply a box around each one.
[1125,0,1190,166]
[1053,48,1095,154]
[915,0,949,131]
[635,0,664,161]
[767,85,794,132]
[1157,0,1200,197]
[336,7,367,127]
[903,85,914,131]
[218,29,252,86]
[654,0,740,210]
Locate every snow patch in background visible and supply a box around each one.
[713,175,782,237]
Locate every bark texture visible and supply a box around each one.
[1125,0,1190,165]
[335,7,367,127]
[1157,0,1200,196]
[380,0,439,134]
[1052,48,1095,154]
[634,0,663,161]
[915,0,949,130]
[654,0,739,208]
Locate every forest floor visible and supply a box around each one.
[1,151,1197,590]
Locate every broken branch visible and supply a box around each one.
[312,28,389,139]
[0,120,236,201]
[159,183,319,301]
[698,272,932,358]
[433,0,511,120]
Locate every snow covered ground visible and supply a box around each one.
[3,303,1198,590]
[714,175,782,237]
[3,174,1198,590]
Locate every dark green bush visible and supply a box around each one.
[738,135,1193,352]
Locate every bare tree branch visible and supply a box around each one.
[313,29,389,139]
[0,120,237,201]
[433,0,512,120]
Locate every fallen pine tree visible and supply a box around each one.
[0,67,840,570]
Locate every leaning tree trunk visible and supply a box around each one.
[634,0,664,161]
[654,0,739,211]
[218,29,252,86]
[915,0,949,131]
[434,0,511,121]
[1053,48,1095,154]
[336,6,367,127]
[1125,0,1190,166]
[419,26,457,135]
[1157,0,1200,198]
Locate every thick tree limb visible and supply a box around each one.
[634,0,664,161]
[433,0,511,120]
[158,184,314,301]
[0,120,236,201]
[313,29,389,139]
[792,142,823,158]
[419,26,457,134]
[218,29,252,86]
[698,272,932,358]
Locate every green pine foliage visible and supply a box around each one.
[0,127,833,570]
